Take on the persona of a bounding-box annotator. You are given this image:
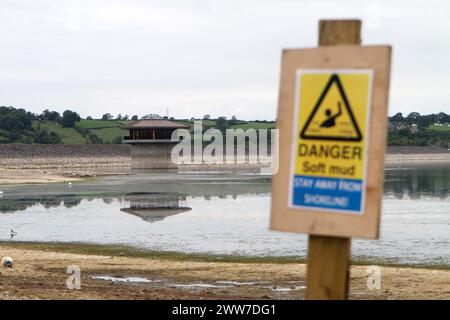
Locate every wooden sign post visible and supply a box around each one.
[270,20,391,300]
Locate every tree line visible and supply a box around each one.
[389,112,450,128]
[1,105,449,146]
[0,106,80,143]
[388,112,450,147]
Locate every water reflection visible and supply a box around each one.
[0,174,270,216]
[120,193,191,223]
[1,166,448,216]
[0,195,83,213]
[0,192,193,220]
[384,165,450,199]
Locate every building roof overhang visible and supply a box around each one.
[126,120,189,129]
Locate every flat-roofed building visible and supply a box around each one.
[123,119,189,169]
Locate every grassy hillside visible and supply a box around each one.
[93,127,127,142]
[28,119,276,144]
[179,120,276,130]
[75,119,128,143]
[230,122,275,130]
[75,119,123,129]
[428,124,450,132]
[33,121,85,144]
[19,119,450,146]
[31,120,133,143]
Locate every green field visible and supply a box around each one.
[230,122,275,130]
[30,119,276,144]
[176,120,276,130]
[198,119,217,126]
[92,127,128,143]
[75,119,123,129]
[428,124,450,132]
[33,120,128,144]
[117,120,133,126]
[33,121,86,144]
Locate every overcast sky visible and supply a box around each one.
[0,0,449,120]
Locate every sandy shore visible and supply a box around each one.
[0,173,82,185]
[0,243,448,300]
[0,145,131,184]
[0,156,130,184]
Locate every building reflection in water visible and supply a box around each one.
[120,193,191,223]
[1,166,448,216]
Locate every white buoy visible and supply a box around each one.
[0,191,3,195]
[1,256,13,268]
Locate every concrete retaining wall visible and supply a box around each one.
[130,144,177,169]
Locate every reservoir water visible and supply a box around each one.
[0,165,449,267]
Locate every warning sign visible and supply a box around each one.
[289,70,373,214]
[300,74,362,142]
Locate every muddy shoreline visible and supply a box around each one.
[0,145,449,184]
[1,144,449,158]
[1,242,449,300]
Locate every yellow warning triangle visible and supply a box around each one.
[300,74,362,142]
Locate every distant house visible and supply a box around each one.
[389,121,419,133]
[142,114,163,120]
[389,122,408,131]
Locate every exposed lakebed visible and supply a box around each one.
[0,165,449,267]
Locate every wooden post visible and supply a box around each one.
[305,19,361,300]
[306,235,351,299]
[318,20,361,46]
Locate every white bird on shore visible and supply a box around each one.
[1,256,13,268]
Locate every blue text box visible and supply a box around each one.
[291,175,363,212]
